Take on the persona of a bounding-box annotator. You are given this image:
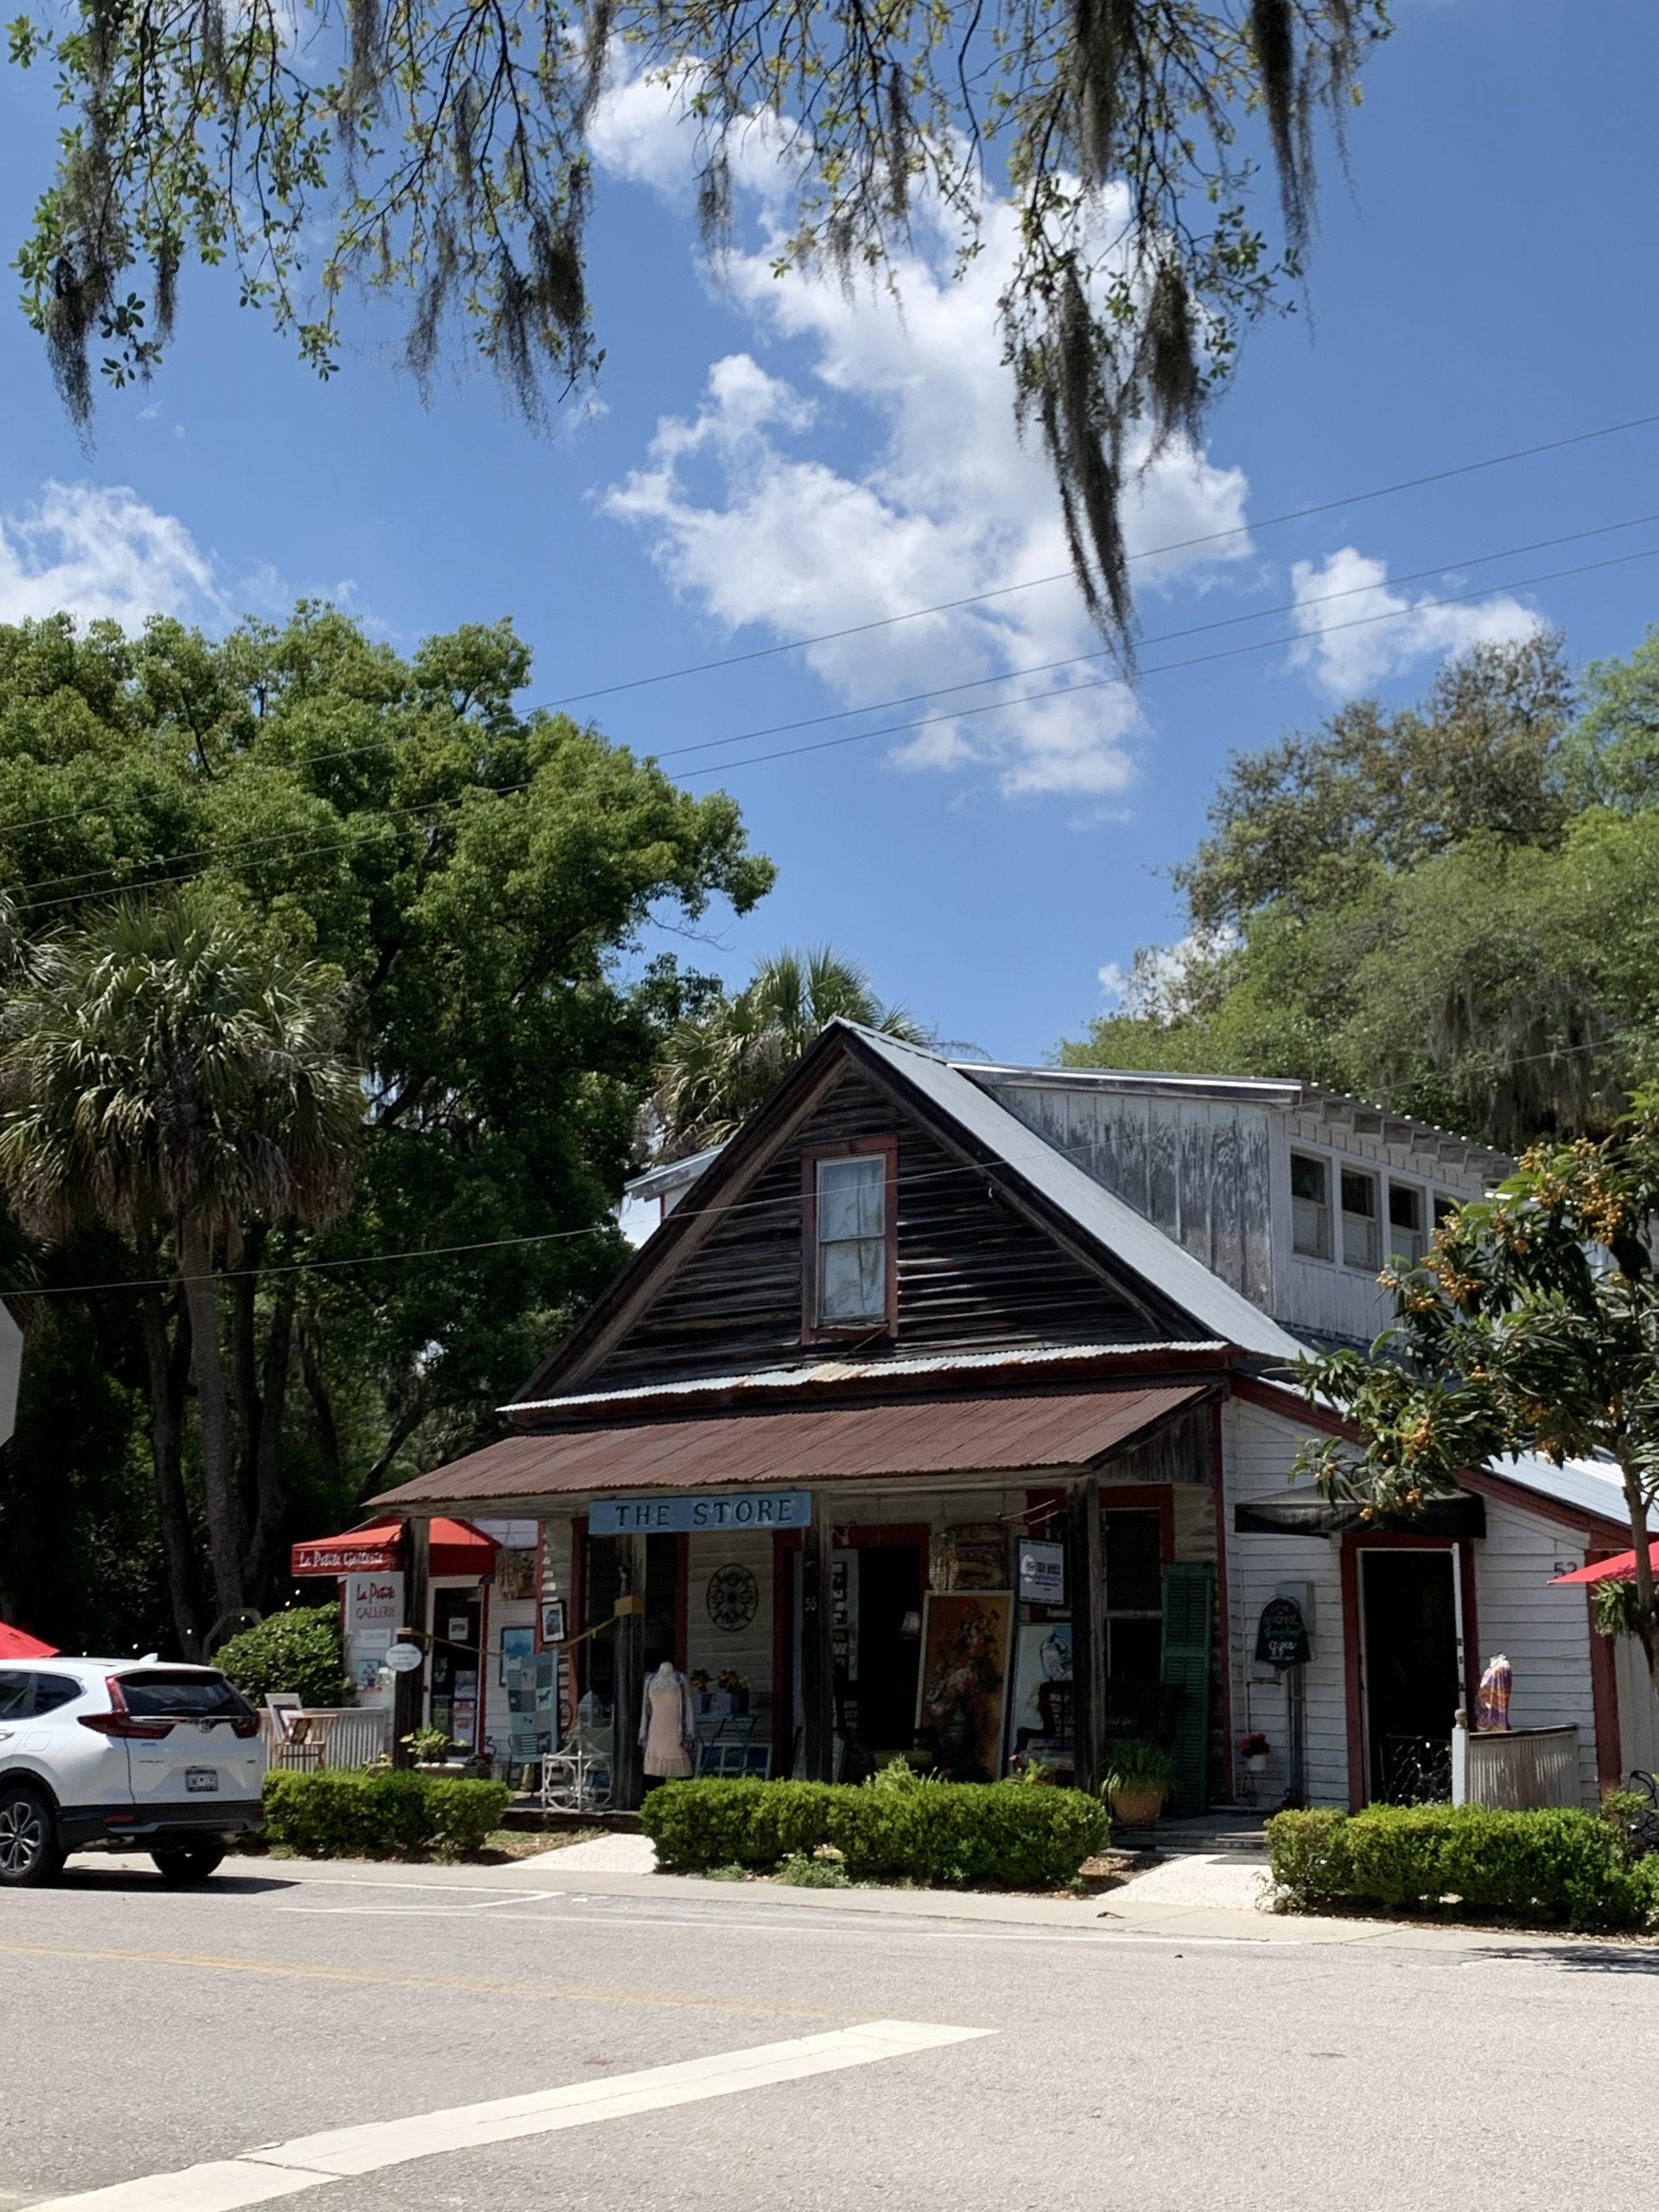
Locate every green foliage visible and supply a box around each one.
[0,606,772,1648]
[1265,1804,1659,1932]
[262,1770,511,1859]
[215,1605,353,1707]
[1103,1738,1177,1795]
[400,1727,453,1763]
[652,944,928,1158]
[1592,1578,1645,1641]
[776,1847,852,1888]
[639,1770,1110,1888]
[4,5,1384,647]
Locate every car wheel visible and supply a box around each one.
[151,1845,227,1885]
[0,1786,65,1888]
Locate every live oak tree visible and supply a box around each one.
[0,607,772,1643]
[1294,1130,1659,1706]
[6,1,1386,649]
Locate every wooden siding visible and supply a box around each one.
[1222,1396,1352,1807]
[1472,1505,1599,1806]
[982,1079,1275,1310]
[582,1071,1166,1391]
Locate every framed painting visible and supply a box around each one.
[499,1624,534,1685]
[915,1591,1014,1783]
[1007,1620,1075,1774]
[540,1599,567,1646]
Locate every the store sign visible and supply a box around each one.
[1255,1595,1312,1669]
[589,1491,811,1535]
[1017,1540,1065,1605]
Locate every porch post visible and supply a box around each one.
[800,1495,836,1783]
[392,1516,429,1769]
[1067,1476,1105,1796]
[612,1532,645,1809]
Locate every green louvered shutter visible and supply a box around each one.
[1160,1562,1213,1815]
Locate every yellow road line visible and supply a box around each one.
[0,1939,841,2021]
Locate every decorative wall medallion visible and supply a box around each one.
[706,1563,760,1633]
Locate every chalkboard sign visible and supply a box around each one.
[1255,1595,1312,1669]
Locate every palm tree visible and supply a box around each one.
[652,947,929,1158]
[0,888,363,1636]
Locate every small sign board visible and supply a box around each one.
[1017,1540,1065,1606]
[589,1491,810,1535]
[1255,1596,1312,1669]
[384,1641,425,1674]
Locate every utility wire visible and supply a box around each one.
[13,524,1657,914]
[538,409,1659,708]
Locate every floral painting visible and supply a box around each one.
[915,1591,1013,1783]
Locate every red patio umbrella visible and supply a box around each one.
[0,1622,58,1658]
[1551,1541,1659,1586]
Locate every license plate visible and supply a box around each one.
[186,1768,219,1794]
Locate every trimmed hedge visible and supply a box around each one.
[1267,1803,1659,1933]
[217,1605,354,1708]
[640,1769,1110,1888]
[263,1770,512,1860]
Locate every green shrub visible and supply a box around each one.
[217,1605,353,1708]
[640,1768,1110,1889]
[1266,1802,1658,1932]
[263,1770,511,1859]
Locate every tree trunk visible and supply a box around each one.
[135,1232,201,1660]
[229,1233,265,1548]
[1619,1462,1659,1703]
[240,1279,295,1601]
[179,1212,245,1622]
[300,1319,340,1474]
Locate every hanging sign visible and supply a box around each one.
[1255,1595,1312,1669]
[589,1491,810,1535]
[344,1572,404,1700]
[1017,1540,1065,1605]
[384,1641,425,1674]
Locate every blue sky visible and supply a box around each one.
[0,0,1655,1066]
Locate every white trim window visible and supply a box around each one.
[1388,1180,1426,1265]
[815,1154,888,1324]
[1291,1152,1332,1260]
[1340,1167,1380,1270]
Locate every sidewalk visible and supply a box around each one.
[243,1843,1600,1956]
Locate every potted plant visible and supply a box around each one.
[1103,1738,1176,1827]
[1238,1731,1271,1776]
[690,1669,714,1715]
[718,1668,750,1717]
[401,1726,453,1771]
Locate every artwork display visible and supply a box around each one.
[499,1624,534,1685]
[1007,1621,1075,1773]
[915,1591,1014,1782]
[541,1599,567,1645]
[494,1548,538,1602]
[705,1563,760,1633]
[929,1523,1007,1592]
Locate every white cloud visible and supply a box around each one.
[1097,926,1236,1019]
[594,73,1255,800]
[1287,545,1542,698]
[0,481,222,629]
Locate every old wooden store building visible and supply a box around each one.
[370,1022,1659,1812]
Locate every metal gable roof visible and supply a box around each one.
[841,1024,1305,1366]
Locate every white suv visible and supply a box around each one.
[0,1658,266,1887]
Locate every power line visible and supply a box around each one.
[7,407,1659,850]
[13,521,1656,914]
[538,408,1659,708]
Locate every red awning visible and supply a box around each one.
[0,1622,57,1659]
[1552,1540,1659,1587]
[290,1517,499,1580]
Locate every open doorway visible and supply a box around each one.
[1360,1548,1460,1802]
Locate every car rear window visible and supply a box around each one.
[116,1670,251,1719]
[0,1671,29,1719]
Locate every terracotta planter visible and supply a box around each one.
[1109,1783,1166,1827]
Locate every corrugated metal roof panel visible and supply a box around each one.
[372,1382,1209,1510]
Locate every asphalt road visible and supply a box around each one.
[3,1856,1656,2212]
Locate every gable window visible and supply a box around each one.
[1340,1167,1380,1270]
[1290,1153,1332,1259]
[1388,1180,1426,1265]
[804,1140,896,1335]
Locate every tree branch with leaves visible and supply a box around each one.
[8,0,1386,650]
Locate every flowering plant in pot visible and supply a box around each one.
[717,1669,750,1715]
[1103,1738,1176,1827]
[1238,1731,1270,1775]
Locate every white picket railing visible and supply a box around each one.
[1452,1724,1581,1809]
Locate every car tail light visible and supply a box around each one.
[78,1675,174,1740]
[231,1713,259,1738]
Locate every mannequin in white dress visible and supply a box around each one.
[639,1658,697,1778]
